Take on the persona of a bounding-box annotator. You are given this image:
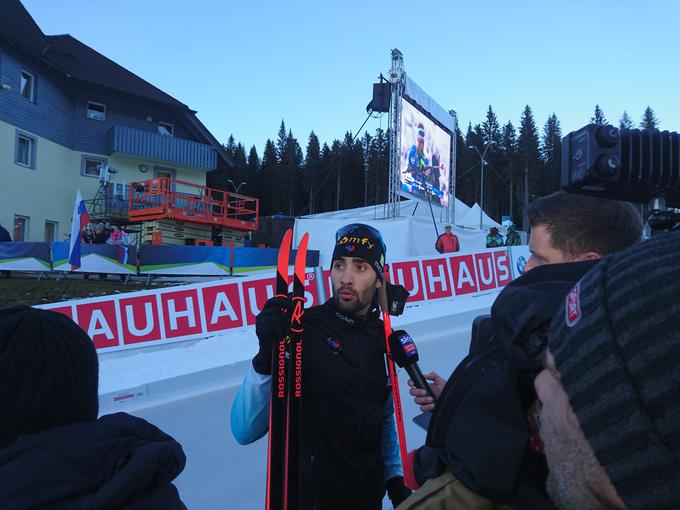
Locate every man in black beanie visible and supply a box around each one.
[0,305,187,510]
[231,223,412,509]
[536,231,680,509]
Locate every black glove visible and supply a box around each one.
[386,476,412,508]
[252,296,291,375]
[385,282,410,316]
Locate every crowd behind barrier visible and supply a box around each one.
[36,246,530,353]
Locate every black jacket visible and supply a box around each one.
[0,412,187,510]
[416,261,600,508]
[0,225,11,242]
[298,299,391,510]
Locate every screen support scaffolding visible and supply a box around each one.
[387,49,405,219]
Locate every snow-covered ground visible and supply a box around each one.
[98,290,500,509]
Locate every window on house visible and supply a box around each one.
[14,215,29,242]
[44,221,58,243]
[86,101,106,121]
[81,156,106,178]
[20,71,34,101]
[15,132,36,168]
[158,122,174,136]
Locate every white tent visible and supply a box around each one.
[293,215,487,267]
[299,197,471,224]
[455,203,501,230]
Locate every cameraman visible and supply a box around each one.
[399,191,642,509]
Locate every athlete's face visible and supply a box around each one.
[331,256,381,316]
[417,137,424,151]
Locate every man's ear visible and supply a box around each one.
[574,251,602,262]
[376,277,383,289]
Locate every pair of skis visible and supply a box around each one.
[266,229,309,510]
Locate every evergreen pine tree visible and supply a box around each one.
[276,121,288,164]
[225,134,237,159]
[283,129,303,215]
[619,111,634,130]
[246,145,261,200]
[500,121,518,223]
[517,105,542,228]
[303,131,321,214]
[591,104,607,125]
[541,113,562,195]
[481,105,501,144]
[260,139,278,215]
[640,106,659,129]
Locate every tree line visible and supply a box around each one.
[207,105,661,229]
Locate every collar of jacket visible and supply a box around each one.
[491,259,600,371]
[324,298,381,327]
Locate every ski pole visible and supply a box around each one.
[378,265,409,474]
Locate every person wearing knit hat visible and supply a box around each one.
[536,231,680,510]
[0,305,188,509]
[232,223,414,509]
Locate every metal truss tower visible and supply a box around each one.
[387,49,405,218]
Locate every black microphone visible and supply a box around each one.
[388,330,435,400]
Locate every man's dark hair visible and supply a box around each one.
[527,191,643,257]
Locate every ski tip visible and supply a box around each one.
[294,233,309,280]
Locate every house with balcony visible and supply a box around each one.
[0,0,233,243]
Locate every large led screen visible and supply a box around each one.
[400,98,452,207]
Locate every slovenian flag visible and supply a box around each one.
[68,189,90,270]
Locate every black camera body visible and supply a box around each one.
[561,124,680,208]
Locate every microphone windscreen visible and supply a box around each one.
[388,330,419,367]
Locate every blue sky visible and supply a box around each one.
[23,0,680,154]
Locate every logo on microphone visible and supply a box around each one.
[398,333,417,358]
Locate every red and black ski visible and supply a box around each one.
[284,232,308,508]
[266,229,308,510]
[266,228,292,510]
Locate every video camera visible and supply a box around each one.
[561,124,680,230]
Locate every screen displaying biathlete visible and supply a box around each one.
[399,97,452,207]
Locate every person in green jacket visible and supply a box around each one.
[486,227,504,248]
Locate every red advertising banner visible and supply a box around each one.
[39,248,518,353]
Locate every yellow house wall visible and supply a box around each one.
[0,119,208,242]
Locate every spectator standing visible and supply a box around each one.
[0,223,11,243]
[504,225,521,246]
[107,225,130,246]
[93,223,108,244]
[486,227,504,248]
[0,306,187,509]
[0,223,11,278]
[435,224,460,254]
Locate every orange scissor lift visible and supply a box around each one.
[128,177,259,246]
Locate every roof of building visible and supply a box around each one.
[43,35,189,110]
[0,0,232,166]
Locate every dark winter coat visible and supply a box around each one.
[0,412,187,510]
[298,300,392,510]
[0,224,11,242]
[414,260,600,509]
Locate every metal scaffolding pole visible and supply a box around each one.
[448,110,458,224]
[387,49,404,219]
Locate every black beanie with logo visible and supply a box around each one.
[549,231,680,509]
[0,305,99,444]
[332,223,386,281]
